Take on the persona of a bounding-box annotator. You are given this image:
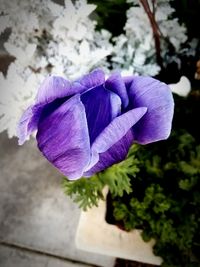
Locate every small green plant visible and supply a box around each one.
[62,144,140,211]
[63,93,200,266]
[112,130,200,267]
[63,129,200,266]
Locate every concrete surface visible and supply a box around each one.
[0,132,115,267]
[0,245,92,267]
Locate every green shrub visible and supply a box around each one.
[112,130,200,266]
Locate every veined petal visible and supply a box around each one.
[128,76,174,144]
[81,84,120,144]
[84,107,147,172]
[17,104,44,145]
[36,94,90,180]
[17,98,68,145]
[18,76,74,145]
[36,75,71,104]
[17,69,105,146]
[84,130,134,177]
[72,68,105,94]
[105,72,129,108]
[17,76,71,144]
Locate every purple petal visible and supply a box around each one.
[36,69,105,106]
[105,72,129,108]
[72,68,105,94]
[17,104,44,145]
[17,70,106,146]
[36,75,71,105]
[36,94,90,180]
[123,76,134,89]
[128,76,174,144]
[81,85,121,144]
[84,130,134,176]
[84,107,147,172]
[18,75,72,144]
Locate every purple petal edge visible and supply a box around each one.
[36,94,91,180]
[128,76,174,144]
[84,130,134,177]
[17,104,44,145]
[72,68,105,94]
[36,75,71,105]
[105,72,129,108]
[85,107,147,171]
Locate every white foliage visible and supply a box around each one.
[0,0,188,139]
[111,0,187,76]
[51,0,96,41]
[0,0,113,138]
[4,43,37,66]
[0,15,10,35]
[0,63,42,138]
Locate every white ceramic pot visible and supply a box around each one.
[75,188,162,265]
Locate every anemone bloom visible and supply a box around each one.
[17,69,174,180]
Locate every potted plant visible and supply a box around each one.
[63,83,200,267]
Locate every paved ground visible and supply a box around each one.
[0,244,93,267]
[0,132,115,267]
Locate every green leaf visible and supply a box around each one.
[62,175,104,211]
[62,144,140,210]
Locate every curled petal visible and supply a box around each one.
[36,69,105,106]
[105,72,129,108]
[36,75,71,105]
[18,76,72,144]
[81,85,120,144]
[72,68,105,94]
[123,76,134,89]
[17,104,44,145]
[84,130,134,176]
[36,95,90,180]
[85,107,147,172]
[110,92,122,119]
[17,98,69,145]
[128,76,174,144]
[17,70,106,146]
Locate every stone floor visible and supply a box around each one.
[0,132,115,267]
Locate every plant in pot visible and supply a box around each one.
[17,65,175,266]
[62,83,200,267]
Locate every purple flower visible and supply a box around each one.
[17,69,174,180]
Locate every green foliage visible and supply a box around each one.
[63,128,200,266]
[62,175,104,210]
[62,145,140,211]
[112,130,200,267]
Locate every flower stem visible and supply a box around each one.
[139,0,163,69]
